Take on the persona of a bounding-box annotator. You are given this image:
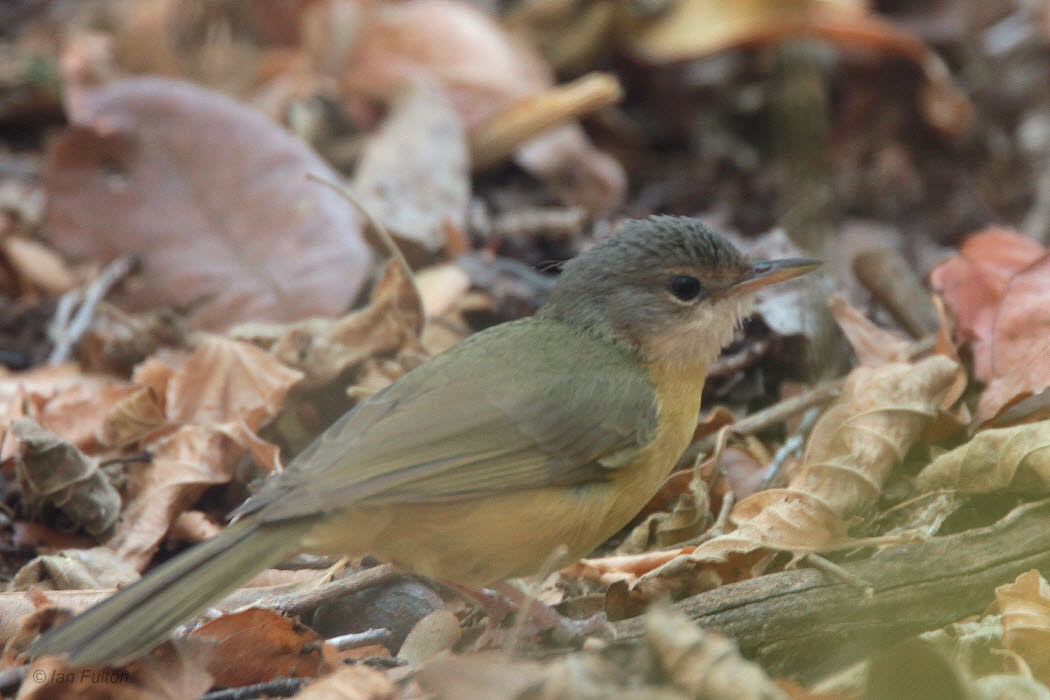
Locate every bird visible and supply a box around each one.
[27,215,819,665]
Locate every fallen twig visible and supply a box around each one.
[47,255,135,365]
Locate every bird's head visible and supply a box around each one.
[541,216,820,373]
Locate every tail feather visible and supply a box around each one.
[27,516,316,666]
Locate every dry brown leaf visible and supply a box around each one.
[11,378,139,453]
[234,258,424,387]
[415,262,471,318]
[96,385,168,448]
[789,355,958,518]
[16,641,213,700]
[351,79,469,263]
[8,547,139,592]
[632,356,958,593]
[338,0,625,213]
[0,364,90,424]
[11,419,121,537]
[977,253,1050,424]
[929,227,1045,381]
[188,608,321,687]
[340,0,550,127]
[915,421,1050,495]
[296,664,399,700]
[106,425,242,570]
[617,439,715,554]
[629,0,972,138]
[1,236,79,295]
[45,77,372,330]
[168,510,223,545]
[166,334,303,430]
[131,355,179,401]
[994,570,1050,684]
[827,293,911,367]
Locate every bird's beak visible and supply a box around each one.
[729,258,822,295]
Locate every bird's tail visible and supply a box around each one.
[26,515,317,666]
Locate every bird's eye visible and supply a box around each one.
[668,275,702,301]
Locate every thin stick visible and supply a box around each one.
[302,628,392,653]
[48,255,135,364]
[305,173,415,286]
[260,563,399,618]
[470,72,623,170]
[761,405,821,488]
[687,334,939,461]
[801,553,874,597]
[685,379,843,462]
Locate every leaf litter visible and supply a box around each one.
[4,0,1050,697]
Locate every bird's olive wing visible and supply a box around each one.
[240,327,659,522]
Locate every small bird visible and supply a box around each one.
[28,216,819,665]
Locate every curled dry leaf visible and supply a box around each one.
[916,421,1050,495]
[188,608,322,687]
[929,227,1045,382]
[351,79,470,264]
[96,333,301,565]
[632,356,958,593]
[617,437,716,554]
[9,547,139,592]
[165,334,304,430]
[96,385,167,448]
[45,77,372,330]
[789,355,958,518]
[11,419,121,537]
[828,293,911,367]
[233,258,424,387]
[994,570,1050,684]
[106,425,243,570]
[644,605,789,700]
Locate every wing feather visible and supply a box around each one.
[239,320,659,522]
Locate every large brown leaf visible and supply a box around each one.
[45,77,372,330]
[929,227,1044,381]
[977,254,1050,424]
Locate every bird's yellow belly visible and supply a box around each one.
[301,476,651,584]
[299,380,701,585]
